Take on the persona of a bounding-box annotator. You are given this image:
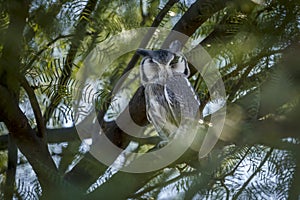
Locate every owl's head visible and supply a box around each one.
[137,40,189,85]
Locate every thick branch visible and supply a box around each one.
[86,171,161,199]
[0,85,60,195]
[0,115,298,151]
[64,86,148,190]
[0,127,79,150]
[3,135,17,200]
[162,0,233,47]
[0,0,28,93]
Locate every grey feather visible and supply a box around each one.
[139,42,200,141]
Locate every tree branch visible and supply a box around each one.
[0,0,28,94]
[20,75,46,139]
[162,0,233,48]
[86,170,161,199]
[0,127,79,151]
[3,135,17,200]
[0,85,62,196]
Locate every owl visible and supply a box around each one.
[137,40,200,143]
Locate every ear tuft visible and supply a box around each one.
[168,40,183,53]
[136,49,151,57]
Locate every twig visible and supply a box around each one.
[222,49,283,81]
[222,146,251,178]
[227,63,256,102]
[232,148,274,200]
[220,179,230,200]
[24,34,74,72]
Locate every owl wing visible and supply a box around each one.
[165,74,200,120]
[145,84,180,139]
[164,86,181,126]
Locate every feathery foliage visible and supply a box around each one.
[0,0,299,199]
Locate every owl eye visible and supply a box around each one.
[170,56,189,76]
[170,56,180,67]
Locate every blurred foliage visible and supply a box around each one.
[0,0,299,199]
